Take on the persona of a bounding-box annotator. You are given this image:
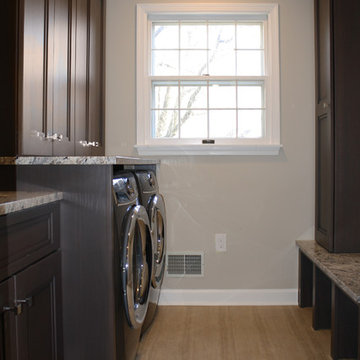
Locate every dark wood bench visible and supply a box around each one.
[297,240,360,359]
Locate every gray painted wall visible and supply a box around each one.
[105,0,315,290]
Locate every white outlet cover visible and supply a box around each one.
[215,233,227,252]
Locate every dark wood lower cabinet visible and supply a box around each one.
[0,252,62,360]
[16,251,63,360]
[0,278,17,360]
[0,203,62,360]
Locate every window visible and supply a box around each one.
[136,3,281,155]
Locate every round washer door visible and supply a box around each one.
[122,205,153,329]
[148,194,166,288]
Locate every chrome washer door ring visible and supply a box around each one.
[122,205,152,329]
[149,194,166,288]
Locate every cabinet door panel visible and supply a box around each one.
[16,251,63,360]
[21,0,52,155]
[0,278,17,360]
[316,0,331,105]
[88,0,105,155]
[74,0,91,155]
[52,0,73,155]
[74,0,105,155]
[316,112,333,250]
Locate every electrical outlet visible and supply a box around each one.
[215,233,227,252]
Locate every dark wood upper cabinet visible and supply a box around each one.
[0,0,104,156]
[51,0,74,155]
[20,0,73,155]
[20,0,52,155]
[74,0,105,156]
[315,0,360,252]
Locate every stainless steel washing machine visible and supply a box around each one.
[134,170,166,335]
[112,172,153,359]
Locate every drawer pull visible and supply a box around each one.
[3,304,23,316]
[16,297,33,308]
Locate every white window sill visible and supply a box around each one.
[135,144,283,156]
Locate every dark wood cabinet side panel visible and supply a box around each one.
[16,165,116,359]
[0,1,18,156]
[314,0,334,252]
[333,0,360,252]
[16,251,63,360]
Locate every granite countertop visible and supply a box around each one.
[296,240,360,303]
[0,191,63,215]
[0,156,159,166]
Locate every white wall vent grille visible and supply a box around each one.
[166,252,204,277]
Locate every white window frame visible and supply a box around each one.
[136,3,281,156]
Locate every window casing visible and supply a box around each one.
[136,3,281,155]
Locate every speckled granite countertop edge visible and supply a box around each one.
[296,240,360,303]
[0,156,160,166]
[0,191,63,216]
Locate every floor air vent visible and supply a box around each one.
[166,252,204,277]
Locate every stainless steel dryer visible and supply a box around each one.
[112,172,153,359]
[134,170,166,335]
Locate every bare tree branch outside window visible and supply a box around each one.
[155,25,233,138]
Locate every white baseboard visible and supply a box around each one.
[159,289,298,306]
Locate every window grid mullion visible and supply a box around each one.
[178,21,181,139]
[206,22,210,139]
[178,80,181,139]
[236,80,239,139]
[178,21,181,75]
[235,22,238,76]
[207,80,210,139]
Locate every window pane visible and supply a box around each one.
[152,23,179,49]
[153,82,179,109]
[209,49,236,75]
[209,23,235,50]
[209,82,236,109]
[180,50,207,75]
[153,110,179,138]
[180,23,207,49]
[180,81,207,109]
[236,50,264,75]
[180,110,207,138]
[237,84,263,108]
[152,50,179,75]
[209,23,236,75]
[237,24,263,49]
[209,110,236,138]
[238,110,264,138]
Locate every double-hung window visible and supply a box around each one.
[136,3,280,155]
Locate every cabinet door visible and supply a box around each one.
[20,0,53,155]
[73,0,91,155]
[52,0,74,155]
[74,0,105,155]
[16,251,63,360]
[314,0,334,251]
[0,278,17,360]
[88,0,105,155]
